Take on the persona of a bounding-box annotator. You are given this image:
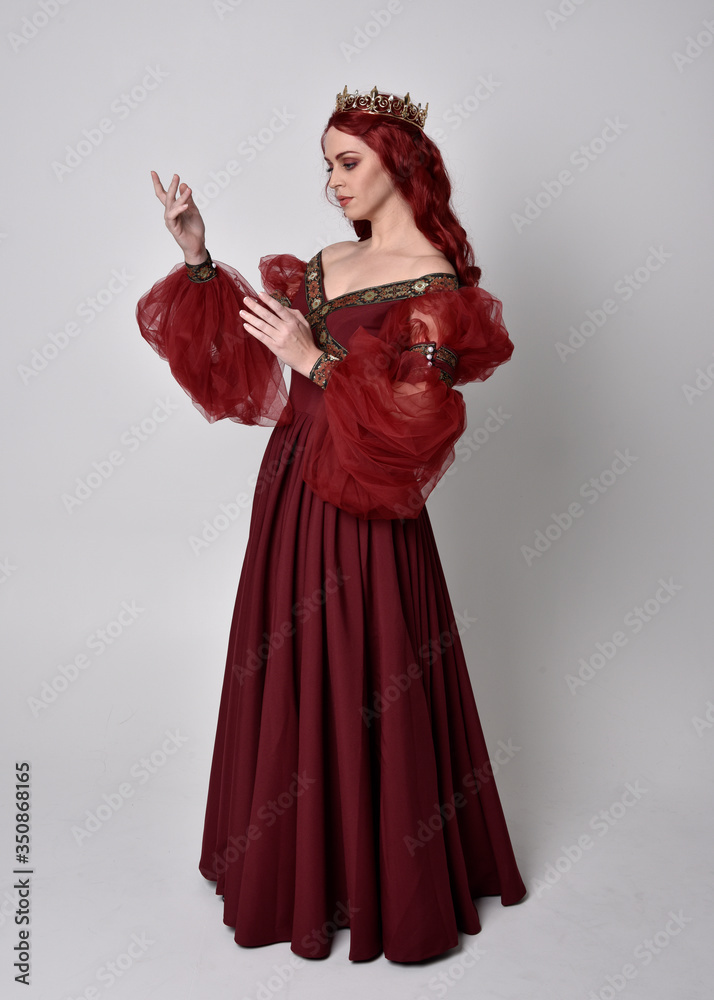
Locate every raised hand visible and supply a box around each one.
[150,171,207,264]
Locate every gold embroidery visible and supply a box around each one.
[303,250,460,358]
[308,351,342,389]
[186,254,217,283]
[269,291,291,307]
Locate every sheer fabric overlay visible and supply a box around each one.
[301,283,513,519]
[136,260,293,428]
[137,252,513,519]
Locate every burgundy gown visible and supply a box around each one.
[136,249,527,963]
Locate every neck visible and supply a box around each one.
[361,194,426,255]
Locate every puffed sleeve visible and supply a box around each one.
[301,284,514,519]
[135,254,306,427]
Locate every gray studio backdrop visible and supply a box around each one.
[2,1,712,998]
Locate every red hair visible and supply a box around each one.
[321,110,481,287]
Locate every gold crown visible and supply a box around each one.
[335,85,428,131]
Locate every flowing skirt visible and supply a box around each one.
[198,408,527,963]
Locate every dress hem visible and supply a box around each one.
[199,867,528,963]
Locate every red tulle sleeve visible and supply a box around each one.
[135,254,306,427]
[301,284,514,519]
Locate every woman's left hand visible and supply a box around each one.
[239,293,323,378]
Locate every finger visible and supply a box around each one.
[165,204,187,223]
[242,299,284,332]
[255,290,285,314]
[165,184,193,221]
[166,173,180,206]
[239,304,270,329]
[239,307,281,342]
[177,184,197,211]
[182,185,198,209]
[240,317,273,347]
[151,170,167,204]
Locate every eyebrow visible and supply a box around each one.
[323,150,361,163]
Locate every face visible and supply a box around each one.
[323,126,398,220]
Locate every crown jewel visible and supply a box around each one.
[335,85,428,131]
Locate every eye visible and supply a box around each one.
[325,161,358,174]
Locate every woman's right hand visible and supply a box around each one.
[150,171,207,264]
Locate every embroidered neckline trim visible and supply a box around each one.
[301,252,460,366]
[312,249,459,307]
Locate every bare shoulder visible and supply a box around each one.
[416,253,457,277]
[320,240,359,263]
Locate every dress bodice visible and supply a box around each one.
[287,251,460,416]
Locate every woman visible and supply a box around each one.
[136,85,527,963]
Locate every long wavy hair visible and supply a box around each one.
[321,109,481,287]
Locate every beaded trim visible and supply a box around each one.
[185,251,216,283]
[408,341,458,387]
[304,250,459,359]
[308,352,342,389]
